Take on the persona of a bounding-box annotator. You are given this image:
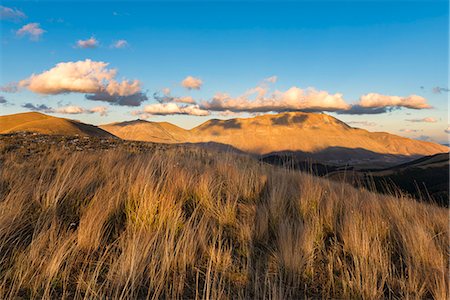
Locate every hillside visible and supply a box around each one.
[0,138,447,299]
[0,112,116,138]
[102,112,448,162]
[100,119,189,143]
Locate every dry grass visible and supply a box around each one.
[0,147,448,299]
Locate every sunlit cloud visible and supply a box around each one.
[0,5,26,21]
[16,23,45,41]
[338,93,431,115]
[181,76,203,90]
[358,93,431,109]
[201,86,350,113]
[76,37,99,48]
[13,60,147,106]
[405,117,437,123]
[133,103,210,116]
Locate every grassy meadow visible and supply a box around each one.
[0,144,448,299]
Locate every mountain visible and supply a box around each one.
[2,111,447,165]
[189,112,447,156]
[100,119,189,143]
[0,112,115,138]
[102,112,448,163]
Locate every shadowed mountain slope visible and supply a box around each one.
[328,152,450,206]
[0,112,115,138]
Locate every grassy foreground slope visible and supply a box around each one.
[0,146,448,299]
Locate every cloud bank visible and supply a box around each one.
[16,23,45,41]
[137,78,433,118]
[133,103,209,117]
[201,86,350,113]
[16,59,147,106]
[181,76,203,90]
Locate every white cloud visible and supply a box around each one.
[76,37,99,48]
[181,76,203,90]
[445,126,450,134]
[16,60,147,106]
[16,23,45,41]
[0,5,26,21]
[112,39,128,48]
[405,117,437,123]
[135,103,210,116]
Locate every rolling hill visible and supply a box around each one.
[100,119,189,143]
[0,112,115,138]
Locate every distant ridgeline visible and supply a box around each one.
[1,111,448,167]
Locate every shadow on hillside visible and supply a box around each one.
[199,119,242,129]
[107,120,150,127]
[261,151,450,207]
[271,114,308,125]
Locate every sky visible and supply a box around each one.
[0,0,449,143]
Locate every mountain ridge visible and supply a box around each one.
[1,112,448,161]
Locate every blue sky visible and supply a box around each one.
[0,0,448,143]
